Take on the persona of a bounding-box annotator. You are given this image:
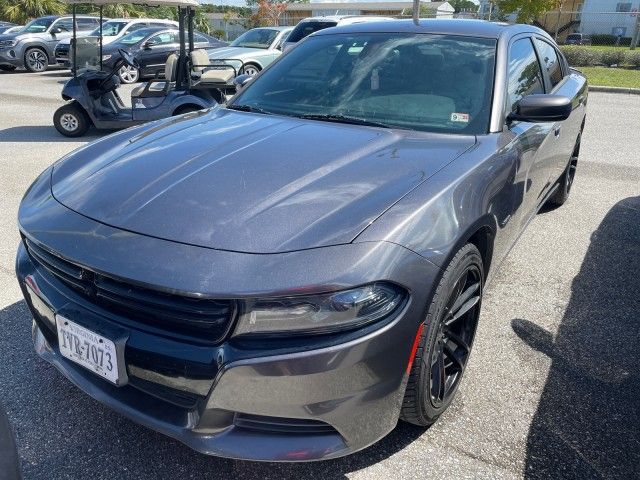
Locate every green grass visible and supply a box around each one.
[579,67,640,88]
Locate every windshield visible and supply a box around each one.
[117,30,148,45]
[90,21,129,37]
[22,18,54,33]
[231,33,497,134]
[566,34,581,40]
[231,28,279,49]
[287,21,337,43]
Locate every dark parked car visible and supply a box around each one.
[0,22,19,35]
[101,26,226,83]
[565,33,592,45]
[17,20,587,461]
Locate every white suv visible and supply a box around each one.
[282,16,395,52]
[55,18,178,66]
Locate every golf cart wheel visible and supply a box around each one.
[118,64,139,84]
[173,105,202,116]
[54,102,90,137]
[24,47,49,73]
[241,63,261,76]
[0,65,17,72]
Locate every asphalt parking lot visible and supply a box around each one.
[0,69,639,479]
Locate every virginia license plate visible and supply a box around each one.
[55,315,119,385]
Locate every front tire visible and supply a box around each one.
[24,48,49,73]
[53,102,90,137]
[241,63,261,76]
[118,64,139,84]
[401,243,484,426]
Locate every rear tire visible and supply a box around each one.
[24,48,49,73]
[547,131,581,208]
[401,244,484,426]
[53,102,90,137]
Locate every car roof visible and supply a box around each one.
[300,15,391,23]
[251,26,293,32]
[106,18,176,23]
[314,18,547,40]
[123,26,174,36]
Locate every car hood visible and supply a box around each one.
[51,108,475,253]
[209,46,270,59]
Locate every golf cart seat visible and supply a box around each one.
[131,53,178,99]
[190,49,235,85]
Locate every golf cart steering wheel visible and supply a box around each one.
[118,48,141,70]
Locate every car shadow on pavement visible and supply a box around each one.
[0,125,100,143]
[0,299,424,479]
[512,195,640,479]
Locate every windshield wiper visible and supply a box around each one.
[226,104,272,115]
[297,114,390,129]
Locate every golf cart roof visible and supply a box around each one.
[63,0,198,7]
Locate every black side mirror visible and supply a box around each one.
[143,41,153,50]
[508,94,572,123]
[233,73,252,90]
[51,27,62,35]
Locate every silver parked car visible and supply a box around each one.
[208,26,292,76]
[0,15,101,72]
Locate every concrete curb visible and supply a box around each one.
[590,85,640,95]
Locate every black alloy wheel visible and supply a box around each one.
[401,243,484,426]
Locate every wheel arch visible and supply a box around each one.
[445,216,497,280]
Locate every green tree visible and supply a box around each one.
[449,0,479,14]
[496,0,562,23]
[0,0,66,24]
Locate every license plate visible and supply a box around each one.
[55,315,119,385]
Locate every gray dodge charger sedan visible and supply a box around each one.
[16,20,587,461]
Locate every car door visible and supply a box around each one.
[533,36,586,184]
[46,17,74,53]
[138,31,179,77]
[504,36,556,228]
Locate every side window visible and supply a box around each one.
[53,18,73,32]
[195,33,208,43]
[507,38,544,113]
[77,18,97,31]
[148,32,178,46]
[127,23,147,33]
[534,38,564,88]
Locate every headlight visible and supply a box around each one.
[102,54,112,61]
[0,40,17,48]
[234,282,406,336]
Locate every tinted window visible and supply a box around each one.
[232,33,497,134]
[195,33,209,43]
[77,18,98,30]
[507,38,544,112]
[148,32,178,45]
[534,38,564,88]
[287,21,337,43]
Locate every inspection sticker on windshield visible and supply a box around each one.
[451,113,470,123]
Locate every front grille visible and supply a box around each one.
[24,239,236,344]
[234,413,338,435]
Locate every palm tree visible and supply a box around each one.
[0,0,66,24]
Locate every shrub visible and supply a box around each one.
[591,34,632,47]
[560,46,600,67]
[627,51,640,68]
[600,50,626,67]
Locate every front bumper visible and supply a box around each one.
[0,48,22,67]
[16,168,440,461]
